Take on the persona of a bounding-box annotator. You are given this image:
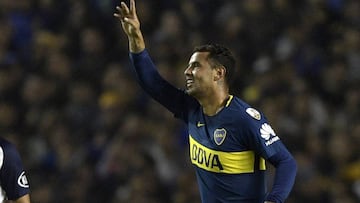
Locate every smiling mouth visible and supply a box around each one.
[186,79,194,88]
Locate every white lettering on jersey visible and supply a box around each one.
[260,123,280,146]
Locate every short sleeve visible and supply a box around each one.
[0,140,30,200]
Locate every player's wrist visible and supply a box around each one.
[129,32,145,53]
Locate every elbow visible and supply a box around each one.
[289,156,298,177]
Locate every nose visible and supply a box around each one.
[184,66,192,76]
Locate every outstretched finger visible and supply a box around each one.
[114,6,124,19]
[130,0,137,16]
[120,2,130,16]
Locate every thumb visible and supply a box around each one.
[124,17,137,26]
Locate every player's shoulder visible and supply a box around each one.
[0,138,18,153]
[228,96,265,122]
[0,138,22,169]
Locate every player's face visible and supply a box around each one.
[184,52,216,97]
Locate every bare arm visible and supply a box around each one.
[14,194,30,203]
[6,194,31,203]
[114,0,145,53]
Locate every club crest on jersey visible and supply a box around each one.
[214,128,227,145]
[246,108,261,120]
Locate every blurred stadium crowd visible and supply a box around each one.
[0,0,359,202]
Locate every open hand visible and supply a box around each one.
[114,0,140,37]
[114,0,145,53]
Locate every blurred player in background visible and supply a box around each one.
[0,138,30,203]
[114,0,297,202]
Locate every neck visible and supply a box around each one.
[199,91,230,116]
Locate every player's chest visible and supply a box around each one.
[188,111,244,151]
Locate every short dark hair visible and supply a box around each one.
[193,43,236,86]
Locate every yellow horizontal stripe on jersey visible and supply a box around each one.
[189,135,266,174]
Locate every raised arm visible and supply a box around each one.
[113,0,194,119]
[114,0,145,53]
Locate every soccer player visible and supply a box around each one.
[114,0,297,202]
[0,138,31,203]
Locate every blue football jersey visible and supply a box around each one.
[176,94,285,203]
[0,138,30,201]
[130,50,296,203]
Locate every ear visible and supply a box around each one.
[214,66,226,81]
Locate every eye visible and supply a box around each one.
[192,62,200,68]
